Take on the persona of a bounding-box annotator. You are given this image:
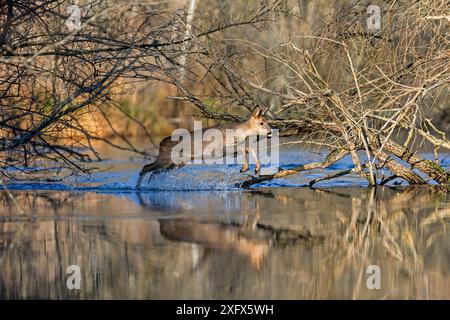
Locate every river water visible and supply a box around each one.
[0,149,449,299]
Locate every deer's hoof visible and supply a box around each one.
[255,167,261,174]
[240,167,249,173]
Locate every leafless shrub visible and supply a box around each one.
[165,0,450,187]
[0,0,280,179]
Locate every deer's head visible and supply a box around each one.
[248,106,272,138]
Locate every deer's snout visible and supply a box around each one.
[267,131,272,138]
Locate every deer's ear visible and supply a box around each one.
[253,106,262,117]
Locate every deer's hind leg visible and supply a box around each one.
[137,161,185,187]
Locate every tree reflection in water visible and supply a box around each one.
[0,186,449,299]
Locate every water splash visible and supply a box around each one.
[137,165,246,191]
[2,150,448,191]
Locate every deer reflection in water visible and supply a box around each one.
[0,186,449,299]
[136,191,270,270]
[159,219,269,270]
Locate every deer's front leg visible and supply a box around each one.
[240,146,249,173]
[249,147,261,174]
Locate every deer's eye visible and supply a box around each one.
[259,122,264,125]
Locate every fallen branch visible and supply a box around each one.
[238,148,349,188]
[308,168,355,187]
[368,133,450,184]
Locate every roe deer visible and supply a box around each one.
[139,107,273,183]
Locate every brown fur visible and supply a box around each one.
[139,107,272,181]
